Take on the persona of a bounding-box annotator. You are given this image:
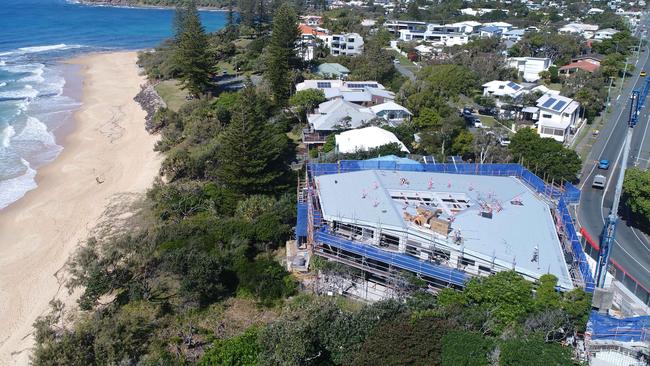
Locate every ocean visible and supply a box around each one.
[0,0,227,209]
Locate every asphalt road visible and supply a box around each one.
[576,22,650,294]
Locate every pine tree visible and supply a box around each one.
[264,3,299,106]
[214,87,290,194]
[174,0,213,97]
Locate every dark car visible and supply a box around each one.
[460,107,474,117]
[478,107,497,116]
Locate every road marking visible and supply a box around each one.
[614,238,650,273]
[579,49,649,190]
[635,113,650,165]
[600,137,626,225]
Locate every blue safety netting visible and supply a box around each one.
[587,311,650,342]
[296,203,308,238]
[315,228,468,286]
[558,198,595,292]
[307,162,580,204]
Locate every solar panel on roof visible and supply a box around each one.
[317,82,332,88]
[507,81,521,90]
[552,100,567,111]
[542,98,556,108]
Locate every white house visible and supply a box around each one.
[482,80,527,104]
[307,99,377,132]
[448,21,483,34]
[506,57,552,82]
[295,80,394,106]
[587,8,605,15]
[594,28,620,40]
[559,23,599,37]
[535,94,581,142]
[502,28,525,42]
[335,127,409,154]
[384,20,427,34]
[369,101,412,123]
[482,22,513,32]
[398,23,469,47]
[325,33,364,56]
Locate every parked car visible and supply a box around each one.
[641,70,647,77]
[498,137,510,146]
[598,159,610,170]
[592,174,606,189]
[478,107,497,116]
[460,107,474,117]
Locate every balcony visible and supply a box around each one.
[302,129,328,144]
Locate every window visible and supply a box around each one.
[542,113,552,119]
[541,126,565,137]
[433,249,450,260]
[379,233,400,250]
[479,265,492,273]
[460,257,475,266]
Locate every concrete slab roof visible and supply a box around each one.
[315,170,573,289]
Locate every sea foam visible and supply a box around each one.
[0,159,37,210]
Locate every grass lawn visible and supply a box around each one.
[234,38,253,48]
[217,60,235,74]
[548,83,563,91]
[154,79,188,112]
[476,115,497,127]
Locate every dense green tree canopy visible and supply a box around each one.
[509,128,582,182]
[174,0,213,96]
[264,3,300,105]
[623,167,650,221]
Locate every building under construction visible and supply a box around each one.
[296,160,594,298]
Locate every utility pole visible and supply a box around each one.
[606,77,615,112]
[619,58,629,94]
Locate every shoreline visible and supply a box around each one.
[73,0,229,11]
[0,51,161,365]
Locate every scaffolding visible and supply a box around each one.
[296,162,592,298]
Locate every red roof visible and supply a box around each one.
[559,60,600,73]
[298,23,327,37]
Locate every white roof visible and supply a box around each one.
[483,21,513,28]
[536,93,580,118]
[532,85,560,96]
[308,99,376,131]
[451,20,482,27]
[482,80,525,97]
[335,127,409,154]
[369,101,412,115]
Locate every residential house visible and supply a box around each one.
[558,23,599,38]
[302,97,411,145]
[482,80,527,106]
[305,99,377,144]
[502,28,525,42]
[335,126,409,154]
[383,20,427,34]
[297,23,328,61]
[295,80,394,106]
[535,94,581,142]
[325,33,364,56]
[594,28,620,40]
[587,8,606,15]
[482,22,513,32]
[368,101,412,122]
[480,26,503,38]
[559,60,600,74]
[506,57,552,82]
[448,21,483,34]
[398,24,469,47]
[315,63,350,79]
[300,15,323,26]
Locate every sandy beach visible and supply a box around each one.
[0,51,161,365]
